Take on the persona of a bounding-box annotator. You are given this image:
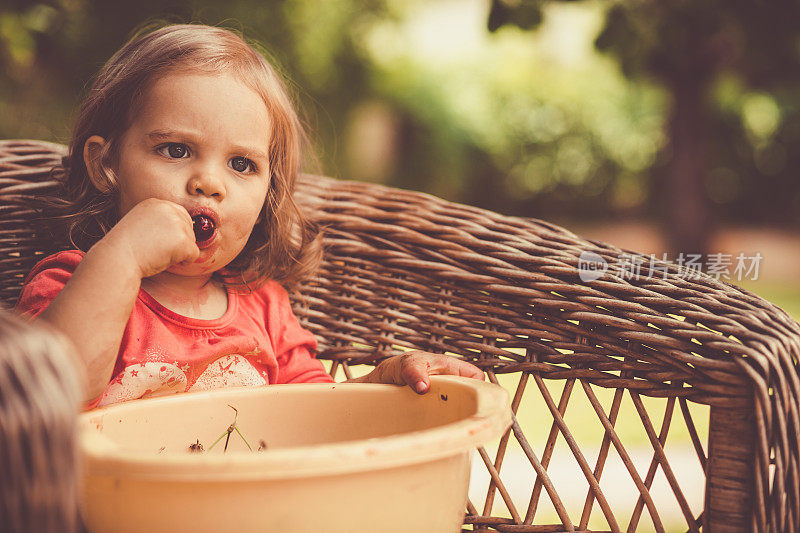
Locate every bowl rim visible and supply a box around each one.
[80,375,511,480]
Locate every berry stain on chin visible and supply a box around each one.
[193,255,216,266]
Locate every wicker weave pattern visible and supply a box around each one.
[0,140,66,303]
[2,140,799,532]
[292,175,800,532]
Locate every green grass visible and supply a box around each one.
[735,280,800,321]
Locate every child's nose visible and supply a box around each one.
[187,172,225,199]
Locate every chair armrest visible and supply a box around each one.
[293,174,800,532]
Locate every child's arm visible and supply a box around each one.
[346,351,485,393]
[38,199,199,401]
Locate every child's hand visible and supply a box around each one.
[101,198,199,278]
[354,351,485,394]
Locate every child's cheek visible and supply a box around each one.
[229,217,260,246]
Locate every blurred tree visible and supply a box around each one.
[358,0,665,219]
[489,0,800,255]
[3,0,800,238]
[0,0,392,173]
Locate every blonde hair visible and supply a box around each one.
[55,22,322,289]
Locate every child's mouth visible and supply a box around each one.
[192,215,216,247]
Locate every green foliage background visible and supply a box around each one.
[2,0,800,231]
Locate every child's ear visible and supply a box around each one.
[83,135,114,193]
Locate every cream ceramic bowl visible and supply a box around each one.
[79,376,511,533]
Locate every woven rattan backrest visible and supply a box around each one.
[0,141,68,306]
[2,140,800,532]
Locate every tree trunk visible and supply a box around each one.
[664,77,713,257]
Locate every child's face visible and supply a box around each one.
[113,72,271,277]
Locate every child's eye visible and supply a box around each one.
[230,156,257,174]
[157,143,189,159]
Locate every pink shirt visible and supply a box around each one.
[16,250,333,409]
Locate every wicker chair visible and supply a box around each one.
[2,139,799,532]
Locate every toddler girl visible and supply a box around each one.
[16,23,483,409]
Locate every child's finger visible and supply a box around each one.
[444,358,485,380]
[175,240,201,266]
[396,354,432,394]
[396,353,485,394]
[427,357,484,381]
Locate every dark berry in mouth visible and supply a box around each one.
[192,215,215,242]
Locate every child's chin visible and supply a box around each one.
[166,261,219,278]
